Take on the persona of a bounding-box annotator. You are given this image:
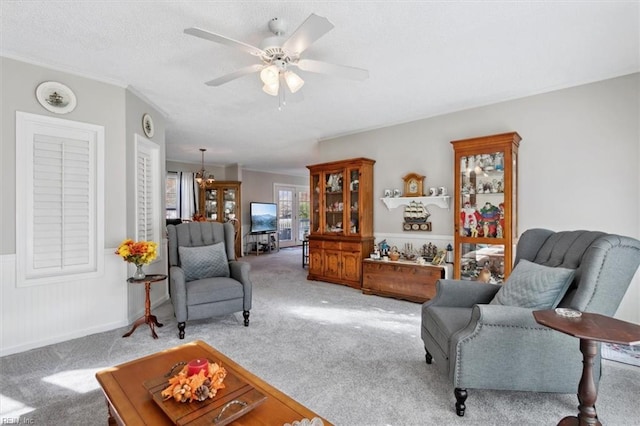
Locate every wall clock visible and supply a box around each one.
[142,113,154,137]
[36,81,77,114]
[402,173,425,197]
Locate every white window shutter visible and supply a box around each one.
[135,135,161,249]
[16,112,104,286]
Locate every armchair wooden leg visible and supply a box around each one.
[425,349,433,364]
[178,322,185,339]
[455,388,468,417]
[243,311,250,326]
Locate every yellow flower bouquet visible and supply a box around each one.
[116,239,158,279]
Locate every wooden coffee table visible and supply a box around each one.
[96,340,332,425]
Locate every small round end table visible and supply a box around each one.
[122,274,167,339]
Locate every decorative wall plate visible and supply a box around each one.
[36,81,77,114]
[142,113,155,137]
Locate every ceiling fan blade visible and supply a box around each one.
[281,13,334,56]
[184,27,266,57]
[295,59,369,81]
[205,64,264,86]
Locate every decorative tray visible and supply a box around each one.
[144,361,267,426]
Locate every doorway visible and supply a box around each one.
[274,184,310,248]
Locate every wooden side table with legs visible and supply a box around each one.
[533,310,640,426]
[122,274,167,339]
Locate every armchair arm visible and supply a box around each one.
[229,261,250,284]
[169,266,188,323]
[229,261,252,310]
[425,279,501,308]
[450,304,584,392]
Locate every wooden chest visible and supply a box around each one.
[362,259,445,303]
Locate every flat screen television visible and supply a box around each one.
[250,202,277,234]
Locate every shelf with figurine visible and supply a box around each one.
[380,195,451,210]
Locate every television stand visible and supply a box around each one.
[246,231,279,255]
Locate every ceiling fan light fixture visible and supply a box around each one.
[262,81,279,96]
[260,65,280,85]
[284,71,304,93]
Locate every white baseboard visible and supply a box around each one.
[0,319,129,357]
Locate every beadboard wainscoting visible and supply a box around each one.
[0,241,169,356]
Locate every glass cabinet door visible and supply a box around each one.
[311,173,321,234]
[458,152,507,282]
[324,170,344,234]
[223,188,237,221]
[346,168,360,236]
[205,189,218,220]
[459,152,505,238]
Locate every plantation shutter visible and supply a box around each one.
[134,135,161,248]
[136,150,153,241]
[16,112,104,286]
[32,134,92,270]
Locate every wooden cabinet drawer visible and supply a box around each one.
[340,242,362,252]
[362,260,445,303]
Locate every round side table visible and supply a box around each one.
[122,274,167,339]
[534,309,640,426]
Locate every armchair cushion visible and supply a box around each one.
[186,277,244,305]
[179,242,230,281]
[490,259,575,309]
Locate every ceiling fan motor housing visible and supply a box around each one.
[268,17,286,36]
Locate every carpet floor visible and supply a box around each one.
[1,247,639,425]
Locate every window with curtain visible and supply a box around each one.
[166,172,179,219]
[165,171,197,220]
[15,112,105,286]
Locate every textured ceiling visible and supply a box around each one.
[1,1,638,175]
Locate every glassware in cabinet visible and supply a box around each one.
[324,170,344,234]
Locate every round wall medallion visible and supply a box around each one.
[142,113,155,137]
[36,81,77,114]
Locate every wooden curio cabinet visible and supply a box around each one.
[306,158,375,289]
[199,181,242,258]
[451,132,521,283]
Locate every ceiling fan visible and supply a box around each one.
[184,13,369,97]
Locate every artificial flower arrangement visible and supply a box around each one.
[161,361,227,403]
[115,239,158,266]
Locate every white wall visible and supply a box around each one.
[0,57,167,356]
[318,73,640,323]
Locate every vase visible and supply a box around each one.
[132,264,146,280]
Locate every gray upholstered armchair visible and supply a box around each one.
[167,222,252,339]
[421,229,640,416]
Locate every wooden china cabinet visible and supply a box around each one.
[451,132,521,283]
[199,181,242,258]
[306,158,375,289]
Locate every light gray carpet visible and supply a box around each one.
[1,247,639,425]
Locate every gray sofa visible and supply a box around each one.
[167,221,252,339]
[421,229,640,416]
